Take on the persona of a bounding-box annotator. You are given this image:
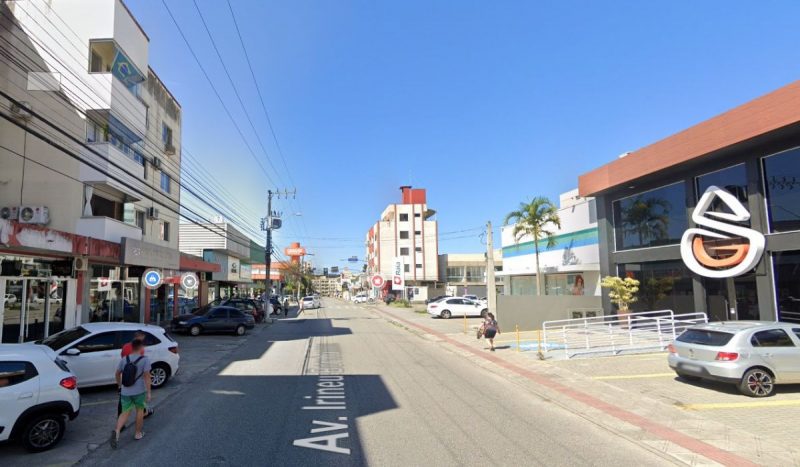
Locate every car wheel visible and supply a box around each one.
[150,363,170,389]
[480,309,488,318]
[441,310,452,319]
[676,372,701,382]
[739,367,775,397]
[21,413,65,452]
[189,325,202,337]
[235,325,246,336]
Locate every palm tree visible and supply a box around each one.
[504,197,561,296]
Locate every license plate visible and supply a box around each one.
[681,363,701,373]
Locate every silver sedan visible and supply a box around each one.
[668,321,800,397]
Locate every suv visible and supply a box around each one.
[0,345,80,452]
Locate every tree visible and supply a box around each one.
[600,276,640,313]
[504,197,561,296]
[621,196,670,246]
[640,276,674,310]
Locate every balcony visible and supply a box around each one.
[79,142,147,202]
[84,73,147,137]
[76,216,142,244]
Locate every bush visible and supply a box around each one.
[390,299,412,308]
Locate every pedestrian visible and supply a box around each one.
[481,313,501,351]
[111,338,151,448]
[118,331,154,421]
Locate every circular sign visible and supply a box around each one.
[143,269,162,289]
[371,275,385,288]
[181,272,199,290]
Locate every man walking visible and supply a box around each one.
[118,331,154,420]
[111,338,151,448]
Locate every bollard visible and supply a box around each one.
[537,329,544,360]
[516,325,520,352]
[463,313,467,335]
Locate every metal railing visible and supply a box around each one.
[542,310,708,359]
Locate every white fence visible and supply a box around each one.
[542,310,708,359]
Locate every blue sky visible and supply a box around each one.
[126,0,800,269]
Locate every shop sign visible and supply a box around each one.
[121,238,180,270]
[371,275,385,288]
[143,269,163,289]
[392,257,404,291]
[97,277,112,292]
[680,185,766,278]
[181,272,199,290]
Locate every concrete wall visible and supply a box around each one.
[496,294,603,331]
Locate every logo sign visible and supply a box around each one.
[285,246,307,257]
[181,272,199,290]
[371,275,385,288]
[97,277,111,292]
[143,269,163,289]
[392,257,405,291]
[680,186,766,278]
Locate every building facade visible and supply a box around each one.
[438,251,503,297]
[579,80,800,323]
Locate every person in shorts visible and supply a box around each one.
[111,339,151,448]
[482,313,501,351]
[118,331,154,421]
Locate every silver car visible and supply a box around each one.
[668,321,800,397]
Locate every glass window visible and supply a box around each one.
[414,231,421,235]
[400,247,409,256]
[211,309,228,319]
[545,273,585,296]
[415,247,422,252]
[160,221,170,242]
[446,266,464,282]
[416,263,422,268]
[414,213,421,218]
[465,266,485,282]
[403,264,410,273]
[696,164,749,226]
[160,173,171,193]
[773,251,800,324]
[677,330,734,346]
[162,123,173,147]
[510,275,537,296]
[89,41,114,73]
[617,261,694,314]
[751,329,795,347]
[399,231,409,239]
[764,148,800,233]
[41,326,90,351]
[399,214,408,222]
[75,332,117,353]
[0,362,36,387]
[613,182,687,250]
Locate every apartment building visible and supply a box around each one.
[438,251,503,297]
[365,186,439,297]
[0,0,201,342]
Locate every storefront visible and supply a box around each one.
[578,80,800,323]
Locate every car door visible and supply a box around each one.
[0,361,40,441]
[208,308,230,332]
[461,299,481,317]
[750,329,800,383]
[61,331,119,386]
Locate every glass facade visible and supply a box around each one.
[510,275,537,296]
[613,182,688,250]
[617,261,694,314]
[764,148,800,233]
[446,266,464,282]
[773,250,800,324]
[696,164,749,226]
[545,273,586,296]
[88,265,141,323]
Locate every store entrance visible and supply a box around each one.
[704,274,760,321]
[0,276,70,343]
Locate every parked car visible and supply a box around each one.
[427,297,488,319]
[193,298,265,323]
[0,345,80,452]
[35,323,180,389]
[425,295,451,304]
[353,294,368,304]
[302,296,320,309]
[268,297,284,315]
[2,293,17,305]
[463,295,480,302]
[171,306,255,337]
[668,321,800,397]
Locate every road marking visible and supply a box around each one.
[591,372,675,381]
[81,399,117,407]
[680,399,800,411]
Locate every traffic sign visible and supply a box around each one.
[371,275,385,288]
[181,272,199,290]
[143,269,162,289]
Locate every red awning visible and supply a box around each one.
[180,253,220,273]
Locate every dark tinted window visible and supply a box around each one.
[764,148,800,233]
[774,251,800,324]
[40,326,90,351]
[696,164,749,226]
[118,331,160,346]
[618,261,694,314]
[677,330,734,346]
[399,214,408,221]
[75,332,117,353]
[211,309,229,319]
[751,329,795,347]
[613,182,687,250]
[0,361,37,387]
[230,310,246,318]
[446,299,462,305]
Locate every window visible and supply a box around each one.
[416,263,422,269]
[465,266,485,282]
[446,299,463,305]
[117,331,160,347]
[89,41,115,73]
[404,264,410,273]
[612,182,687,250]
[793,329,800,341]
[211,309,228,319]
[91,195,123,221]
[751,329,795,347]
[399,231,409,239]
[160,173,171,193]
[399,214,408,222]
[162,123,173,147]
[415,247,422,252]
[414,231,421,235]
[617,261,694,314]
[136,210,145,234]
[75,332,117,353]
[696,164,749,226]
[764,148,800,233]
[160,221,170,242]
[545,273,586,296]
[400,247,410,256]
[41,327,90,351]
[0,362,37,387]
[446,266,464,282]
[414,213,421,218]
[677,330,734,347]
[773,251,800,324]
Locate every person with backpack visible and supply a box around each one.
[481,313,501,351]
[111,338,151,448]
[117,331,154,421]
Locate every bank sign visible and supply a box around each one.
[391,257,404,291]
[680,186,765,279]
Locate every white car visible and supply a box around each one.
[427,297,488,319]
[3,293,17,305]
[302,296,320,309]
[36,323,180,389]
[353,294,368,304]
[0,344,80,452]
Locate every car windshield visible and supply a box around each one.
[677,329,735,346]
[39,326,90,351]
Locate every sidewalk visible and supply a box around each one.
[371,303,800,466]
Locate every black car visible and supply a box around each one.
[171,306,256,336]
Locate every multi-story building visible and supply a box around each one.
[438,251,503,297]
[0,0,207,342]
[365,186,439,297]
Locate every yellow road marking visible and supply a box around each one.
[81,399,117,407]
[591,372,675,380]
[681,399,800,411]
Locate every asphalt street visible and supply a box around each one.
[76,299,674,466]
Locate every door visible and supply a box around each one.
[462,299,482,317]
[1,279,25,343]
[732,274,760,320]
[749,329,800,383]
[207,309,230,331]
[61,331,119,387]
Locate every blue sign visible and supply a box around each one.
[143,269,162,289]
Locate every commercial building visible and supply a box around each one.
[438,251,503,297]
[579,80,800,323]
[0,0,198,342]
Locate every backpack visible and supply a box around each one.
[121,356,144,387]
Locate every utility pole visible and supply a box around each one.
[262,189,295,303]
[486,221,497,318]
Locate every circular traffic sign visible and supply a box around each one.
[371,275,385,288]
[143,269,162,289]
[181,272,199,290]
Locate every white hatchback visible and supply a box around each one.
[427,297,488,319]
[302,296,320,309]
[35,323,180,389]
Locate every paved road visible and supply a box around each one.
[78,299,673,466]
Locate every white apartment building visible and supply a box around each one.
[365,186,439,292]
[0,0,188,342]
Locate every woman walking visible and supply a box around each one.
[482,313,500,351]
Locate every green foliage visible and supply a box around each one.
[390,299,412,308]
[600,276,640,312]
[640,276,675,310]
[504,197,561,296]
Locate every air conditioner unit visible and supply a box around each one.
[152,157,162,169]
[164,143,176,155]
[10,101,32,121]
[0,206,19,220]
[146,207,159,219]
[18,206,49,224]
[73,256,88,272]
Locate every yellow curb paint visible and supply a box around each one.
[591,372,675,380]
[680,399,800,411]
[81,399,118,407]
